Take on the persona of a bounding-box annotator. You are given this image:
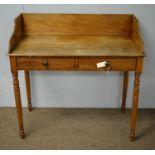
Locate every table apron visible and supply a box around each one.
[16,57,137,71]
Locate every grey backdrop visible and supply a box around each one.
[0,4,155,108]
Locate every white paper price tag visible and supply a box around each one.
[96,61,107,68]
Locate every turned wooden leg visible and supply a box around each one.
[12,71,25,138]
[25,70,32,112]
[130,72,141,141]
[121,71,129,113]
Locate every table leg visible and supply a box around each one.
[130,72,141,141]
[24,70,32,112]
[12,71,25,138]
[121,71,129,113]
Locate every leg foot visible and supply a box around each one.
[121,105,126,113]
[130,130,135,141]
[20,129,25,139]
[28,103,32,112]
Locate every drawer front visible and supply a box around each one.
[17,57,75,70]
[78,58,137,71]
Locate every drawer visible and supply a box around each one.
[17,57,75,70]
[78,58,137,71]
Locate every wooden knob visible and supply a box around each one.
[42,59,48,66]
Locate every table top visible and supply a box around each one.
[9,35,143,57]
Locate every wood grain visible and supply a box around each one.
[130,72,141,141]
[10,57,25,138]
[9,35,143,57]
[78,58,136,71]
[17,57,75,70]
[22,14,132,36]
[132,16,144,53]
[9,15,23,53]
[121,71,129,113]
[9,14,145,140]
[130,57,144,141]
[9,14,144,58]
[24,70,32,112]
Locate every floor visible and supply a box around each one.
[0,108,155,149]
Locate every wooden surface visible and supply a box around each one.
[10,57,25,138]
[22,14,132,36]
[9,13,145,141]
[130,57,143,141]
[78,58,136,71]
[24,70,32,112]
[121,71,129,113]
[9,15,23,53]
[132,16,144,52]
[16,57,136,71]
[9,14,144,57]
[9,35,143,57]
[17,57,75,70]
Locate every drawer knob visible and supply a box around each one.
[42,59,48,66]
